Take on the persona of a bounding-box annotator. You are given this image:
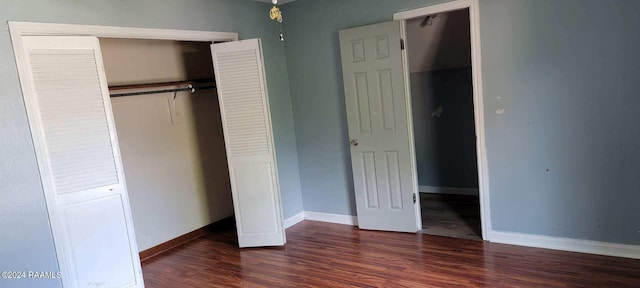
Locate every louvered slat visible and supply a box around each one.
[215,49,270,157]
[29,49,119,195]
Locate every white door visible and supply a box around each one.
[210,39,286,247]
[19,36,143,287]
[339,21,420,233]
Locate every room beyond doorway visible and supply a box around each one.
[404,8,482,240]
[420,193,481,240]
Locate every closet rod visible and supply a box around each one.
[109,79,212,91]
[109,80,216,98]
[110,86,217,98]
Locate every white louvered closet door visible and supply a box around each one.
[20,36,143,287]
[211,39,285,248]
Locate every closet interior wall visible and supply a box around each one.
[100,38,233,251]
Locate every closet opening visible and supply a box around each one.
[100,38,236,256]
[405,9,482,240]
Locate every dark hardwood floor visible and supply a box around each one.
[142,221,640,287]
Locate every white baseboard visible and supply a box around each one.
[282,211,358,229]
[284,211,358,229]
[488,230,640,260]
[304,211,358,226]
[419,185,479,196]
[283,212,305,229]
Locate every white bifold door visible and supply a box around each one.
[211,39,286,248]
[18,35,285,287]
[339,21,420,233]
[19,36,143,287]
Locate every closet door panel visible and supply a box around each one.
[211,39,285,248]
[20,36,143,288]
[29,48,119,195]
[62,193,136,288]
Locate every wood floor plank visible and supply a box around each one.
[142,220,640,287]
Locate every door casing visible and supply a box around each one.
[393,0,491,240]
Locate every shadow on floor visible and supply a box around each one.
[420,193,481,240]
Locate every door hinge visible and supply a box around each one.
[400,39,405,50]
[413,193,416,204]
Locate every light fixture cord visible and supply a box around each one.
[270,1,284,41]
[279,20,284,42]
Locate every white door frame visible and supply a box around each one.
[8,22,239,285]
[393,0,492,240]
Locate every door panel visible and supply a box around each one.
[232,162,278,233]
[379,69,397,131]
[20,36,143,287]
[339,21,419,233]
[211,39,286,248]
[385,151,403,210]
[362,152,380,209]
[63,194,136,288]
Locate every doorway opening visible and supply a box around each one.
[405,9,482,240]
[100,38,236,254]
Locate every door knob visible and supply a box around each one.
[350,139,359,147]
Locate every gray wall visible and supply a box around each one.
[481,0,640,245]
[283,0,450,216]
[411,68,478,188]
[0,1,303,286]
[283,0,640,245]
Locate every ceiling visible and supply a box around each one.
[252,0,297,4]
[406,9,471,73]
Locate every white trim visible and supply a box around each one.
[393,0,472,20]
[8,22,238,42]
[283,211,357,229]
[399,20,423,232]
[468,0,493,242]
[419,186,479,196]
[489,230,640,260]
[395,0,491,240]
[283,212,305,229]
[303,211,358,226]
